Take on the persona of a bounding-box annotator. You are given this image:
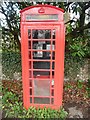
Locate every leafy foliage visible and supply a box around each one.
[2,88,68,118]
[77,80,83,89]
[2,30,19,52]
[86,79,90,98]
[69,37,89,58]
[66,24,90,58]
[2,51,21,80]
[0,2,21,50]
[64,56,86,80]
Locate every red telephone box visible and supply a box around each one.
[20,4,65,109]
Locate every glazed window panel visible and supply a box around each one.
[30,89,32,95]
[32,41,51,50]
[30,80,32,87]
[28,41,31,49]
[33,71,50,77]
[34,97,50,104]
[32,29,51,39]
[33,51,51,59]
[52,51,55,60]
[29,71,32,78]
[29,61,32,69]
[28,29,31,39]
[33,61,50,69]
[52,62,55,70]
[52,41,55,50]
[52,79,54,87]
[51,89,54,96]
[52,29,56,39]
[51,98,54,104]
[29,51,31,59]
[26,14,58,21]
[52,71,55,76]
[30,97,32,103]
[34,80,50,96]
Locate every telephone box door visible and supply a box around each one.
[21,24,64,109]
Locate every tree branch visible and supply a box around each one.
[66,22,90,38]
[85,12,90,16]
[65,20,75,24]
[83,1,90,10]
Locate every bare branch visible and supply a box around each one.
[65,20,75,24]
[83,1,90,10]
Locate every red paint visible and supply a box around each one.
[38,7,45,13]
[20,4,64,13]
[20,5,65,109]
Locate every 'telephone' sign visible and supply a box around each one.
[26,14,58,21]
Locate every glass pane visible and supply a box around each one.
[51,89,54,96]
[29,71,32,78]
[34,80,50,96]
[28,41,31,49]
[30,89,32,95]
[52,51,55,60]
[52,41,55,50]
[33,71,50,77]
[52,62,55,70]
[28,29,31,39]
[29,61,32,69]
[52,29,56,39]
[33,51,51,59]
[52,79,54,87]
[30,80,32,87]
[32,41,51,50]
[29,51,31,59]
[30,97,32,103]
[32,30,51,39]
[26,14,58,21]
[34,97,50,104]
[52,71,54,76]
[51,98,54,104]
[33,61,50,69]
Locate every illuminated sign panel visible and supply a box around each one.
[26,14,58,21]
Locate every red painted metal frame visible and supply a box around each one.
[20,5,65,109]
[20,4,64,13]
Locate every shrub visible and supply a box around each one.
[2,89,68,119]
[2,51,21,80]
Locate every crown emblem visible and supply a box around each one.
[38,7,45,13]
